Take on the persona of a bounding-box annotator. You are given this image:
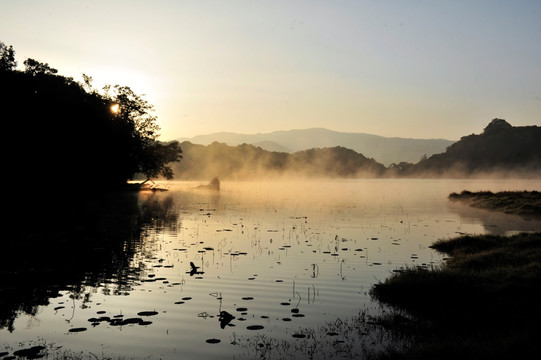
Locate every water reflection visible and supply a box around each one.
[449,200,541,235]
[1,191,179,332]
[2,180,540,359]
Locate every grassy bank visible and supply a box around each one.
[370,231,541,359]
[448,190,541,217]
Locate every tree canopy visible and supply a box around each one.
[1,41,182,191]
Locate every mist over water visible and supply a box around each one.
[2,179,540,359]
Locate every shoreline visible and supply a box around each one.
[370,190,541,359]
[448,190,541,217]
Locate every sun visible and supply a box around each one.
[111,104,120,114]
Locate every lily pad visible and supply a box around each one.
[123,318,144,325]
[69,327,87,332]
[13,346,46,357]
[138,311,158,316]
[247,325,264,330]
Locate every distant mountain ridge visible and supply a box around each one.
[172,119,541,180]
[399,119,541,177]
[177,128,455,165]
[172,142,387,180]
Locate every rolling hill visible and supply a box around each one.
[172,119,540,180]
[400,119,541,177]
[177,128,455,166]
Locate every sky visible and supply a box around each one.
[1,0,540,141]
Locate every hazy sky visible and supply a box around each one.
[2,0,540,140]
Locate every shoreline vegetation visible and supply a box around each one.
[449,190,541,217]
[369,191,541,359]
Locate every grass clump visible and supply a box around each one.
[370,232,541,359]
[448,190,541,216]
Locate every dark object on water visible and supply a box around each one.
[137,311,159,316]
[188,261,204,276]
[127,179,169,192]
[13,346,46,357]
[219,311,235,329]
[197,177,220,191]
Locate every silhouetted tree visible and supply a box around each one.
[23,58,58,76]
[0,42,16,71]
[1,41,182,190]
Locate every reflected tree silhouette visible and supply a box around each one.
[0,192,179,332]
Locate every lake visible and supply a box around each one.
[2,179,541,359]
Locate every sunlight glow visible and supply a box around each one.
[110,104,120,114]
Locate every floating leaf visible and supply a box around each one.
[69,327,87,332]
[123,318,143,325]
[138,311,158,316]
[247,325,264,330]
[13,346,46,357]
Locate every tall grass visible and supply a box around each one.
[370,232,541,359]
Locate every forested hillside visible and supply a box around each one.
[174,119,540,180]
[399,119,541,177]
[172,142,386,179]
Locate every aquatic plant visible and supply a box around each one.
[234,308,412,359]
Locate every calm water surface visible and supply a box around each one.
[2,179,541,359]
